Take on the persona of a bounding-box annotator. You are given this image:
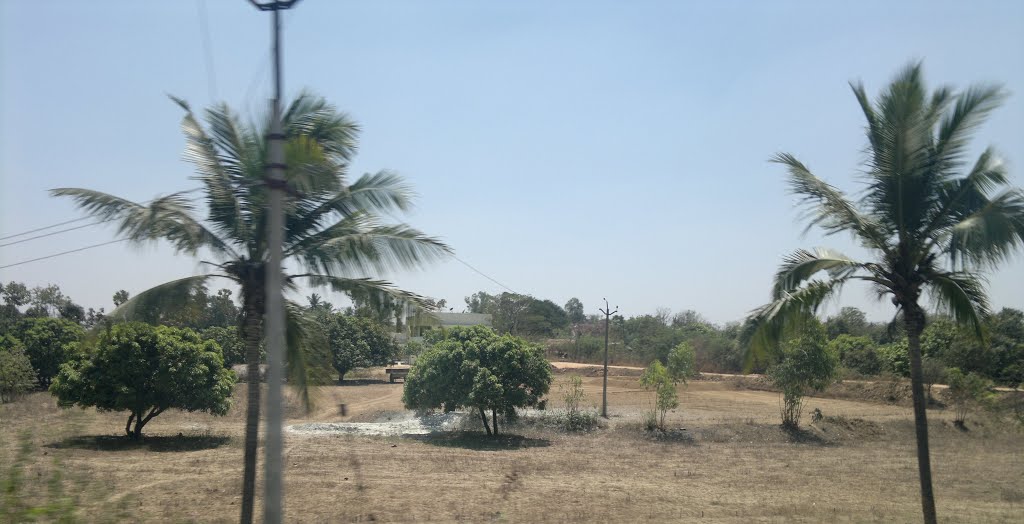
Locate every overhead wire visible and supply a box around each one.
[0,239,130,270]
[450,254,520,295]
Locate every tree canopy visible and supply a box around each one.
[403,325,551,435]
[50,323,235,439]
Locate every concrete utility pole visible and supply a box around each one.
[248,1,300,523]
[599,298,618,418]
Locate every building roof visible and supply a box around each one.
[411,312,493,327]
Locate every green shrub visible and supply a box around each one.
[767,323,838,428]
[877,340,910,377]
[0,335,36,403]
[640,361,677,431]
[945,368,993,426]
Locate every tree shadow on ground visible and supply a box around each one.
[407,431,551,451]
[47,434,230,453]
[337,379,392,387]
[781,425,835,446]
[642,428,699,446]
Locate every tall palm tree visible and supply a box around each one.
[748,63,1024,523]
[53,92,450,523]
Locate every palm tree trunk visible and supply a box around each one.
[240,286,264,524]
[905,303,938,524]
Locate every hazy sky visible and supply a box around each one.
[2,1,1023,325]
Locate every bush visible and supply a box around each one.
[0,335,36,403]
[50,323,235,439]
[667,341,697,383]
[767,322,838,428]
[640,361,677,431]
[945,368,993,426]
[877,340,910,377]
[560,375,592,431]
[829,334,882,376]
[921,356,946,402]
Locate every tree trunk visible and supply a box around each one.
[125,412,137,440]
[905,303,938,524]
[478,407,491,436]
[492,409,499,436]
[240,285,265,524]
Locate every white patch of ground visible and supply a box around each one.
[287,412,467,437]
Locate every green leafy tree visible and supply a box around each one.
[521,299,569,338]
[112,290,130,307]
[564,298,585,325]
[945,368,993,426]
[403,326,551,435]
[667,341,697,383]
[14,317,84,388]
[766,323,838,428]
[464,291,496,314]
[0,335,36,403]
[491,293,533,335]
[316,313,398,380]
[201,326,247,368]
[2,282,31,308]
[828,334,882,376]
[639,360,677,431]
[52,93,449,521]
[50,323,235,440]
[748,63,1024,524]
[877,340,911,376]
[987,308,1024,387]
[825,306,870,338]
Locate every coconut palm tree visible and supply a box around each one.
[52,92,450,523]
[748,63,1024,523]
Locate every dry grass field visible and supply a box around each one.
[2,368,1022,523]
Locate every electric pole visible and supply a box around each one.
[599,298,618,418]
[247,1,300,523]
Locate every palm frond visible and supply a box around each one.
[285,171,417,242]
[935,84,1007,172]
[772,153,890,252]
[947,189,1024,267]
[104,275,216,324]
[173,96,250,243]
[283,300,331,412]
[925,270,990,341]
[291,273,431,311]
[746,278,847,370]
[923,147,1009,241]
[287,214,452,276]
[283,91,360,164]
[50,188,237,258]
[772,248,865,299]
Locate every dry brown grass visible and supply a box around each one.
[1,371,1021,523]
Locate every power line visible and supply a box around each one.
[0,220,113,248]
[451,254,519,294]
[0,217,94,242]
[196,0,219,102]
[0,239,129,270]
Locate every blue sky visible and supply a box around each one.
[2,0,1023,324]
